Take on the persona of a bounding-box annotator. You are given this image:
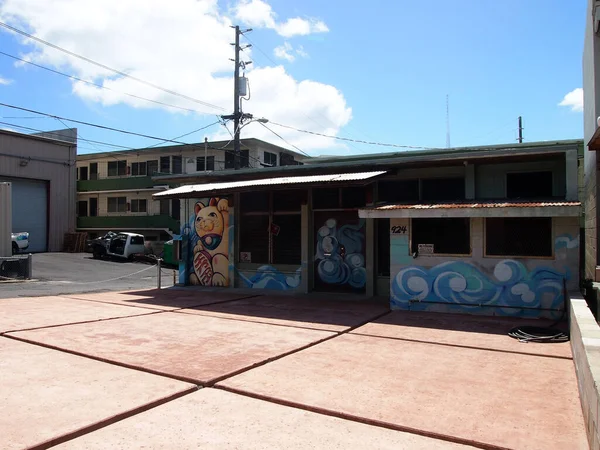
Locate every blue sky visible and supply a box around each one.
[0,0,586,156]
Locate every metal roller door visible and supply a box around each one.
[3,178,48,252]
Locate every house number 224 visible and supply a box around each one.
[391,226,407,234]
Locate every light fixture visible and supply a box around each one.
[19,159,28,167]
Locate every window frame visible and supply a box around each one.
[107,196,127,213]
[483,217,554,259]
[107,160,127,177]
[196,156,215,172]
[130,199,148,213]
[410,218,472,257]
[131,162,147,177]
[264,151,277,167]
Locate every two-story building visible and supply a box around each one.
[76,138,303,241]
[155,139,582,320]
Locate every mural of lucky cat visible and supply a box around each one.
[189,197,229,286]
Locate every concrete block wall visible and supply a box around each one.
[570,294,600,449]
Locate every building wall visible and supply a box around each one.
[389,216,579,319]
[0,131,76,251]
[584,0,600,279]
[78,191,163,216]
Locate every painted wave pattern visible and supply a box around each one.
[391,260,567,317]
[238,265,301,290]
[316,218,366,289]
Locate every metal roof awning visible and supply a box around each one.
[359,201,581,219]
[153,171,386,199]
[588,127,600,151]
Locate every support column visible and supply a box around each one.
[301,204,309,294]
[366,218,375,297]
[465,163,475,200]
[565,149,578,201]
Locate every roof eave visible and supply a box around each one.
[359,205,581,219]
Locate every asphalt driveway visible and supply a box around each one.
[0,252,175,298]
[0,289,587,449]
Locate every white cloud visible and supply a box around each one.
[273,42,309,62]
[0,0,349,153]
[234,0,329,38]
[0,76,13,85]
[558,88,583,112]
[274,42,295,62]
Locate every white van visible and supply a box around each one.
[92,232,145,260]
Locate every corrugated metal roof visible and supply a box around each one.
[369,201,581,210]
[153,171,386,198]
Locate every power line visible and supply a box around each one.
[258,122,310,157]
[0,51,212,115]
[146,121,222,148]
[269,121,433,150]
[0,20,226,113]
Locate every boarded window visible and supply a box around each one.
[272,214,301,264]
[506,171,553,199]
[130,199,147,213]
[107,160,127,177]
[107,196,127,213]
[89,163,98,180]
[196,156,215,171]
[412,218,470,255]
[485,218,552,257]
[421,178,465,202]
[240,215,270,263]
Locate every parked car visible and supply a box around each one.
[91,232,145,260]
[11,232,29,255]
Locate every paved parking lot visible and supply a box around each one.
[0,288,587,449]
[0,253,175,298]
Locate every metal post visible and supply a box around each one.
[518,116,523,143]
[157,258,162,289]
[27,253,32,279]
[233,25,241,170]
[204,137,208,173]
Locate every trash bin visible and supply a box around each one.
[162,240,175,266]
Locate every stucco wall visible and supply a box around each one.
[389,217,579,319]
[584,0,600,280]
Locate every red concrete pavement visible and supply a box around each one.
[351,311,573,359]
[179,295,389,332]
[55,388,476,449]
[63,288,256,311]
[219,333,587,450]
[8,311,335,384]
[0,338,195,450]
[0,295,155,333]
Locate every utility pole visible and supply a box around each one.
[221,26,253,170]
[518,116,523,144]
[233,25,241,170]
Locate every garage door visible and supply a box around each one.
[1,178,48,252]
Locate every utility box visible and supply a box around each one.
[0,182,11,257]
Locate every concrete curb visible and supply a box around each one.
[571,293,600,450]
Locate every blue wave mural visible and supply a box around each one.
[391,259,568,317]
[316,218,366,288]
[238,265,301,290]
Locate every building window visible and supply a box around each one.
[196,156,215,171]
[107,196,127,213]
[79,166,88,181]
[313,187,340,209]
[90,197,98,217]
[264,151,277,166]
[147,160,158,176]
[378,180,419,203]
[485,218,552,257]
[130,199,147,213]
[77,200,88,217]
[160,156,170,173]
[280,152,300,166]
[239,190,305,265]
[506,171,553,199]
[90,162,98,180]
[421,178,465,202]
[172,155,182,174]
[108,160,127,177]
[160,199,170,215]
[131,162,147,176]
[411,218,470,255]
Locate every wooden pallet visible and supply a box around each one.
[63,232,88,253]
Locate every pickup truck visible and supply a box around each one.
[11,232,29,254]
